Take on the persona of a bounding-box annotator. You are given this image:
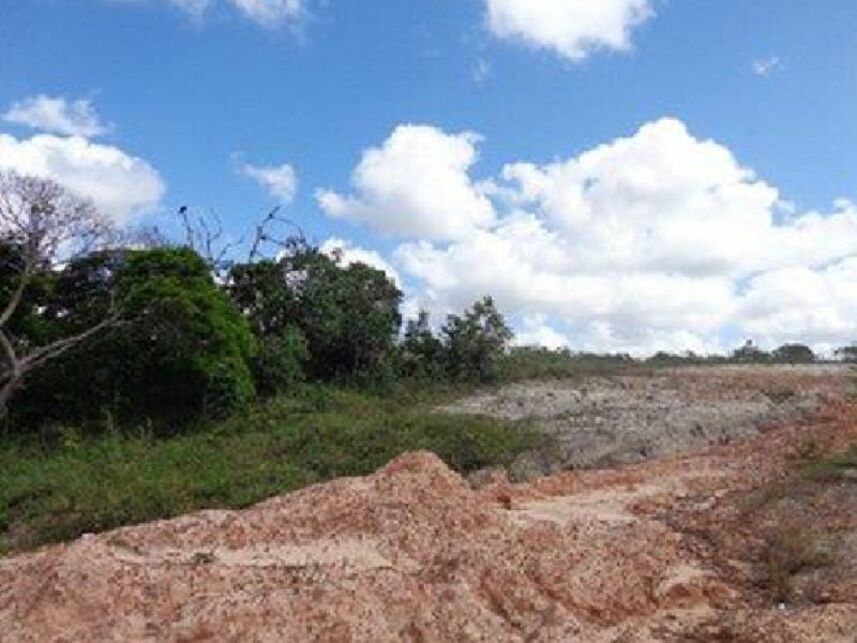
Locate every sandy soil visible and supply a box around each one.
[1,366,855,642]
[441,365,848,473]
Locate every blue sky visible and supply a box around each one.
[2,0,857,354]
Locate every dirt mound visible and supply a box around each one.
[2,383,856,641]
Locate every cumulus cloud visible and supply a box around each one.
[485,0,655,62]
[320,237,402,287]
[236,159,298,203]
[317,125,495,241]
[0,133,165,222]
[322,118,857,354]
[3,96,110,138]
[737,258,857,351]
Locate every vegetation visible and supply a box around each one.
[1,171,855,557]
[0,385,546,555]
[803,444,857,483]
[0,174,537,553]
[0,172,116,416]
[10,247,257,431]
[502,347,641,381]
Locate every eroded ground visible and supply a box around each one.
[1,366,856,642]
[442,365,847,472]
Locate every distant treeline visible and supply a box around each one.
[1,172,854,436]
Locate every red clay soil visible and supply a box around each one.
[2,395,856,641]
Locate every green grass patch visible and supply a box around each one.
[802,444,857,483]
[0,385,547,556]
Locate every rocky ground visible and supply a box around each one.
[442,365,847,473]
[1,366,856,641]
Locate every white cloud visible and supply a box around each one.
[228,0,305,27]
[236,159,298,203]
[324,118,857,354]
[3,96,110,138]
[737,258,857,349]
[485,0,654,62]
[753,56,781,77]
[514,316,570,350]
[320,237,402,287]
[317,125,495,241]
[0,133,165,222]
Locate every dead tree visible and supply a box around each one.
[176,205,307,272]
[0,171,117,417]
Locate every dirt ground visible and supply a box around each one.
[441,365,848,473]
[1,366,856,642]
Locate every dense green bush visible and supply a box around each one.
[252,326,309,396]
[11,248,256,432]
[228,242,402,383]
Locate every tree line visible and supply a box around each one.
[0,172,512,434]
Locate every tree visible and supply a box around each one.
[732,339,769,363]
[835,344,857,364]
[400,310,445,378]
[12,247,257,431]
[772,343,815,364]
[442,296,513,381]
[0,172,115,417]
[228,256,308,394]
[227,238,402,382]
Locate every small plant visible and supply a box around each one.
[803,444,857,483]
[762,524,833,603]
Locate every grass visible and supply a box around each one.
[803,444,857,483]
[0,384,549,556]
[751,442,857,603]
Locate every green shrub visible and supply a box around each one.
[251,326,309,396]
[228,243,402,383]
[12,247,256,432]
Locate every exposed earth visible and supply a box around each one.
[442,365,845,474]
[2,366,856,641]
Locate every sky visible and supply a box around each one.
[2,0,857,355]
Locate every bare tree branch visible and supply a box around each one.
[0,171,117,418]
[0,258,30,328]
[177,205,305,271]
